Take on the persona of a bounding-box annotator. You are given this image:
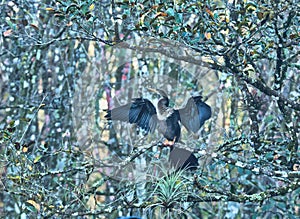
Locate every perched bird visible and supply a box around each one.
[105,89,211,171]
[105,88,211,146]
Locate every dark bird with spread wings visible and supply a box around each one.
[104,88,212,146]
[105,88,211,170]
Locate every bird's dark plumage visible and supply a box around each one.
[105,90,211,144]
[105,98,157,133]
[169,146,198,170]
[178,96,212,133]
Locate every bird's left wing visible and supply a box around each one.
[178,96,211,133]
[105,98,157,133]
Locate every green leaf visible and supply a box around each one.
[5,19,17,30]
[174,13,183,23]
[34,155,42,164]
[166,8,175,17]
[173,25,181,32]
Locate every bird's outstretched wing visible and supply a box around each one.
[105,98,157,133]
[178,96,211,133]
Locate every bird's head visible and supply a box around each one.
[147,88,169,109]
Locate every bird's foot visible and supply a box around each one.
[158,137,176,148]
[162,137,176,147]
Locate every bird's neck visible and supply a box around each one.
[157,107,173,120]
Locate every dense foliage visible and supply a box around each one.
[0,0,299,218]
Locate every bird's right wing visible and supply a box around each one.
[105,98,157,133]
[178,96,211,133]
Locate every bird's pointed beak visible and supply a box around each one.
[147,87,159,94]
[147,88,168,98]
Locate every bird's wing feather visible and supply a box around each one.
[105,98,157,133]
[178,96,211,133]
[169,147,198,170]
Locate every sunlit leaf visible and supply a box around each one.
[246,1,257,12]
[89,4,95,11]
[7,175,21,182]
[22,146,28,153]
[45,7,55,11]
[34,155,42,164]
[293,164,300,171]
[27,165,33,171]
[26,200,40,212]
[205,32,211,39]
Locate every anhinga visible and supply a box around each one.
[105,88,211,170]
